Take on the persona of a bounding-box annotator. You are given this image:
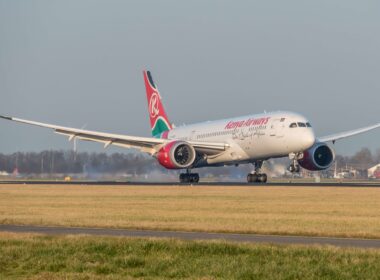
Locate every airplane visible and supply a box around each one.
[1,70,380,183]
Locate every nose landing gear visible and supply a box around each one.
[247,161,268,183]
[288,153,301,173]
[288,163,300,173]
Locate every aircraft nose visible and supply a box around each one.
[303,130,316,149]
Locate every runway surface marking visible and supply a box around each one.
[1,225,380,248]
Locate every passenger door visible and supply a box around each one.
[269,118,285,138]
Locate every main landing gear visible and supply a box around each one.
[247,173,267,183]
[247,161,268,183]
[179,170,200,183]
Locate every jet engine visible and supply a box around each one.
[298,142,335,171]
[156,141,197,169]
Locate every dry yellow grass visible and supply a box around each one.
[1,184,380,238]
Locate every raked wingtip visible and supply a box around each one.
[0,115,13,121]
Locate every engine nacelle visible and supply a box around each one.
[298,142,335,171]
[156,141,196,169]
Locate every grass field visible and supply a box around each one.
[1,184,380,238]
[1,232,380,279]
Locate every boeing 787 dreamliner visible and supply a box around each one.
[1,71,380,183]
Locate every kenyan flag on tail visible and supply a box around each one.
[143,70,173,137]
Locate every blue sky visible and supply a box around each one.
[0,0,379,155]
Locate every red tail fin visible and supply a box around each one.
[143,70,172,137]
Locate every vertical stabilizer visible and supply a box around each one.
[143,70,172,137]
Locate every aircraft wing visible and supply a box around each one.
[319,122,380,143]
[0,115,228,155]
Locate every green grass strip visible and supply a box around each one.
[1,234,380,279]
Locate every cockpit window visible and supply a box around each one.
[289,123,297,128]
[306,122,312,127]
[298,122,307,127]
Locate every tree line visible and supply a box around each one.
[335,148,380,170]
[0,148,379,175]
[0,151,158,175]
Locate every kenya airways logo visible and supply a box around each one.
[149,92,160,118]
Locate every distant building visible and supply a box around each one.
[368,164,380,179]
[334,169,354,179]
[0,171,9,176]
[334,168,368,179]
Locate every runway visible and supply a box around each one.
[1,224,380,248]
[1,180,380,187]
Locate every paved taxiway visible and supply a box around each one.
[1,225,380,249]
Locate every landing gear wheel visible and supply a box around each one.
[247,173,267,183]
[288,165,295,173]
[179,174,186,183]
[190,173,199,183]
[247,174,252,183]
[288,164,300,173]
[258,174,267,183]
[179,173,200,184]
[247,161,268,184]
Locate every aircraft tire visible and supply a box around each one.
[258,174,268,183]
[247,174,259,183]
[180,173,200,184]
[248,173,267,183]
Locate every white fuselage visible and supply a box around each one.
[166,111,316,167]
